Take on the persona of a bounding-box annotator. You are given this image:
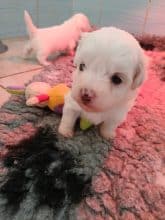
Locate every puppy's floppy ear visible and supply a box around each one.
[131,53,148,89]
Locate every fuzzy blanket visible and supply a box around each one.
[0,37,164,220]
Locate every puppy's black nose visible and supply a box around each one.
[81,93,92,104]
[80,88,95,104]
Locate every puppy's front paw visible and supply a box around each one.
[100,125,116,140]
[58,124,74,138]
[37,54,51,66]
[40,60,51,66]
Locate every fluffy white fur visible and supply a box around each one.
[58,27,147,140]
[23,10,91,66]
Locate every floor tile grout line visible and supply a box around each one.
[0,66,43,79]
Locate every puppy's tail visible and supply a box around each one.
[24,10,37,38]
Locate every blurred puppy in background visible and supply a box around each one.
[23,10,91,66]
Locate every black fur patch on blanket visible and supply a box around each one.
[0,126,91,217]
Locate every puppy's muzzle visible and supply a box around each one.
[80,88,96,105]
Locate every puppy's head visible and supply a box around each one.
[71,13,92,33]
[71,27,147,112]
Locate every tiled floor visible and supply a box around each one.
[0,37,43,107]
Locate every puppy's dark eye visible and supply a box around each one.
[111,74,122,85]
[79,63,85,71]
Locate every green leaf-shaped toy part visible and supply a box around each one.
[80,118,92,130]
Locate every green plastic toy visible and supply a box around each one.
[80,118,92,130]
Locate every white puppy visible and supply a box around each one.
[58,27,147,140]
[23,10,91,66]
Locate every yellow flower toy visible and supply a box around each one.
[25,82,93,130]
[1,81,92,131]
[26,83,70,112]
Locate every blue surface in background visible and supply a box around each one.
[0,0,164,38]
